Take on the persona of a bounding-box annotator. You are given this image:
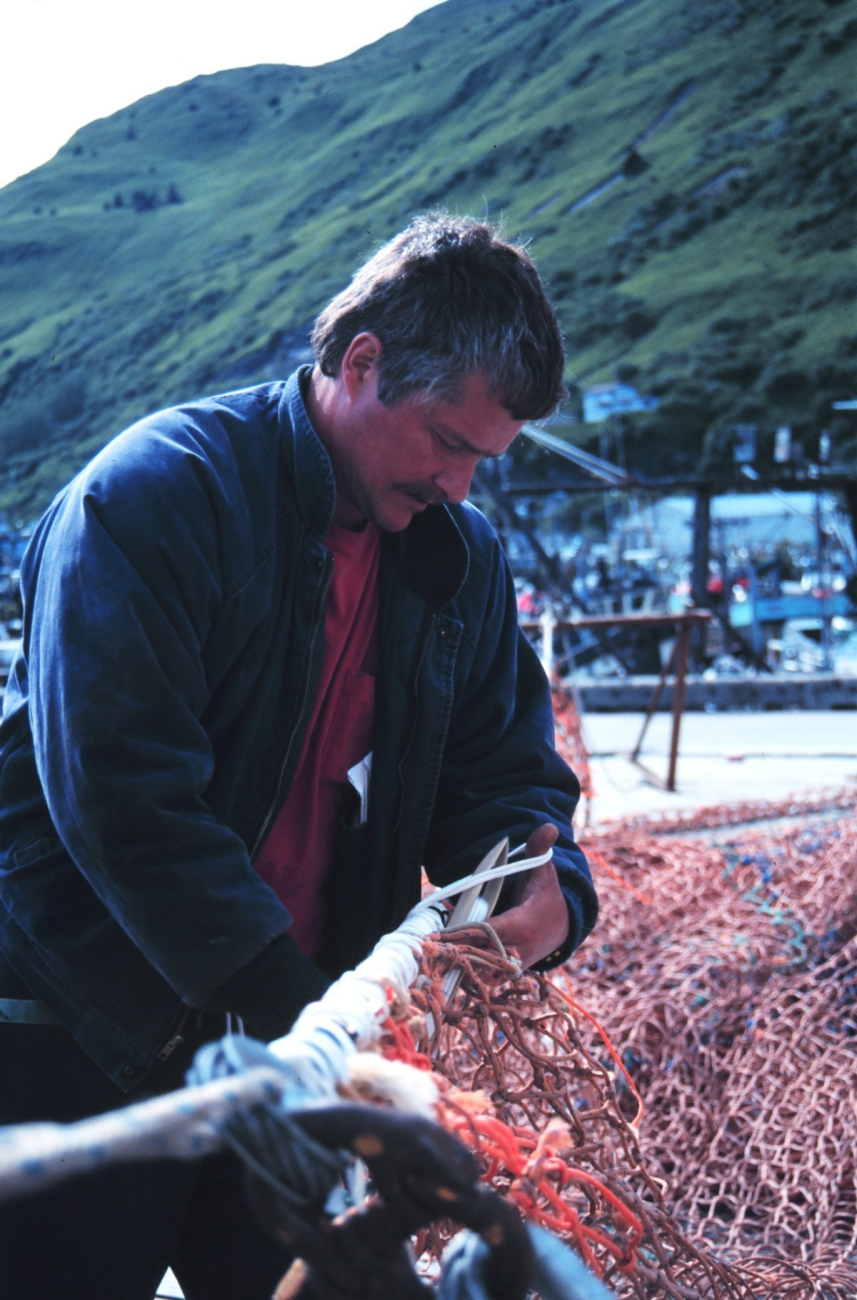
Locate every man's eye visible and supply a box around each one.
[433,430,458,452]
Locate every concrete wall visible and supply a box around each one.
[575,673,857,711]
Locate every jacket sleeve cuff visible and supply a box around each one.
[196,932,330,1043]
[531,889,584,973]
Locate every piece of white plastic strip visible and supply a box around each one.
[415,849,552,908]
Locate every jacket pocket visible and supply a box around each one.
[13,835,64,869]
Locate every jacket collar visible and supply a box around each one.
[281,367,337,539]
[281,367,470,609]
[390,505,470,611]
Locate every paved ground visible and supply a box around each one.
[579,709,857,825]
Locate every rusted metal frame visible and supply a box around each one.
[627,615,697,792]
[630,633,679,770]
[521,610,710,793]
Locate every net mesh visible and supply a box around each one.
[376,689,857,1298]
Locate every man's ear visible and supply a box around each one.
[341,333,383,400]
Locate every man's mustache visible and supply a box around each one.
[401,485,447,506]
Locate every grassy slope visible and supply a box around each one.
[0,0,855,516]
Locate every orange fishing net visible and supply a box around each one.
[378,691,857,1298]
[571,801,857,1296]
[551,684,594,815]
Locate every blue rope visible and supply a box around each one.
[437,1226,618,1300]
[528,1225,619,1300]
[187,1035,343,1209]
[720,845,811,970]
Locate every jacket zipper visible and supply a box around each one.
[390,612,437,849]
[250,560,333,860]
[158,1003,192,1060]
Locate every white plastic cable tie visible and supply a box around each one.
[416,848,553,910]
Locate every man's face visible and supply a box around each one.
[332,366,525,532]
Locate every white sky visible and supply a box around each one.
[2,0,445,190]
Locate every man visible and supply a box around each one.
[0,214,597,1298]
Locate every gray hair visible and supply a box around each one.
[311,214,565,420]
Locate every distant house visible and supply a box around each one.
[583,383,660,424]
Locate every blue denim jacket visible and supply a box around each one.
[0,370,597,1090]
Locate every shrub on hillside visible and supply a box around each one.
[621,417,702,478]
[759,357,810,399]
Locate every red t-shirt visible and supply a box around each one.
[255,522,380,957]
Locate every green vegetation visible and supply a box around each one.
[0,0,855,516]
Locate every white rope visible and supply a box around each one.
[265,849,550,1082]
[266,898,449,1088]
[0,1068,287,1199]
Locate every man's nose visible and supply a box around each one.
[432,456,481,505]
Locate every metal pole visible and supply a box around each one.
[631,634,678,764]
[540,603,556,677]
[816,491,833,671]
[690,487,711,669]
[749,564,763,659]
[667,622,691,792]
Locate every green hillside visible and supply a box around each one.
[0,0,855,516]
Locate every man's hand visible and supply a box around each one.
[489,823,569,968]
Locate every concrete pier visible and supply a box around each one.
[579,709,857,826]
[575,672,857,713]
